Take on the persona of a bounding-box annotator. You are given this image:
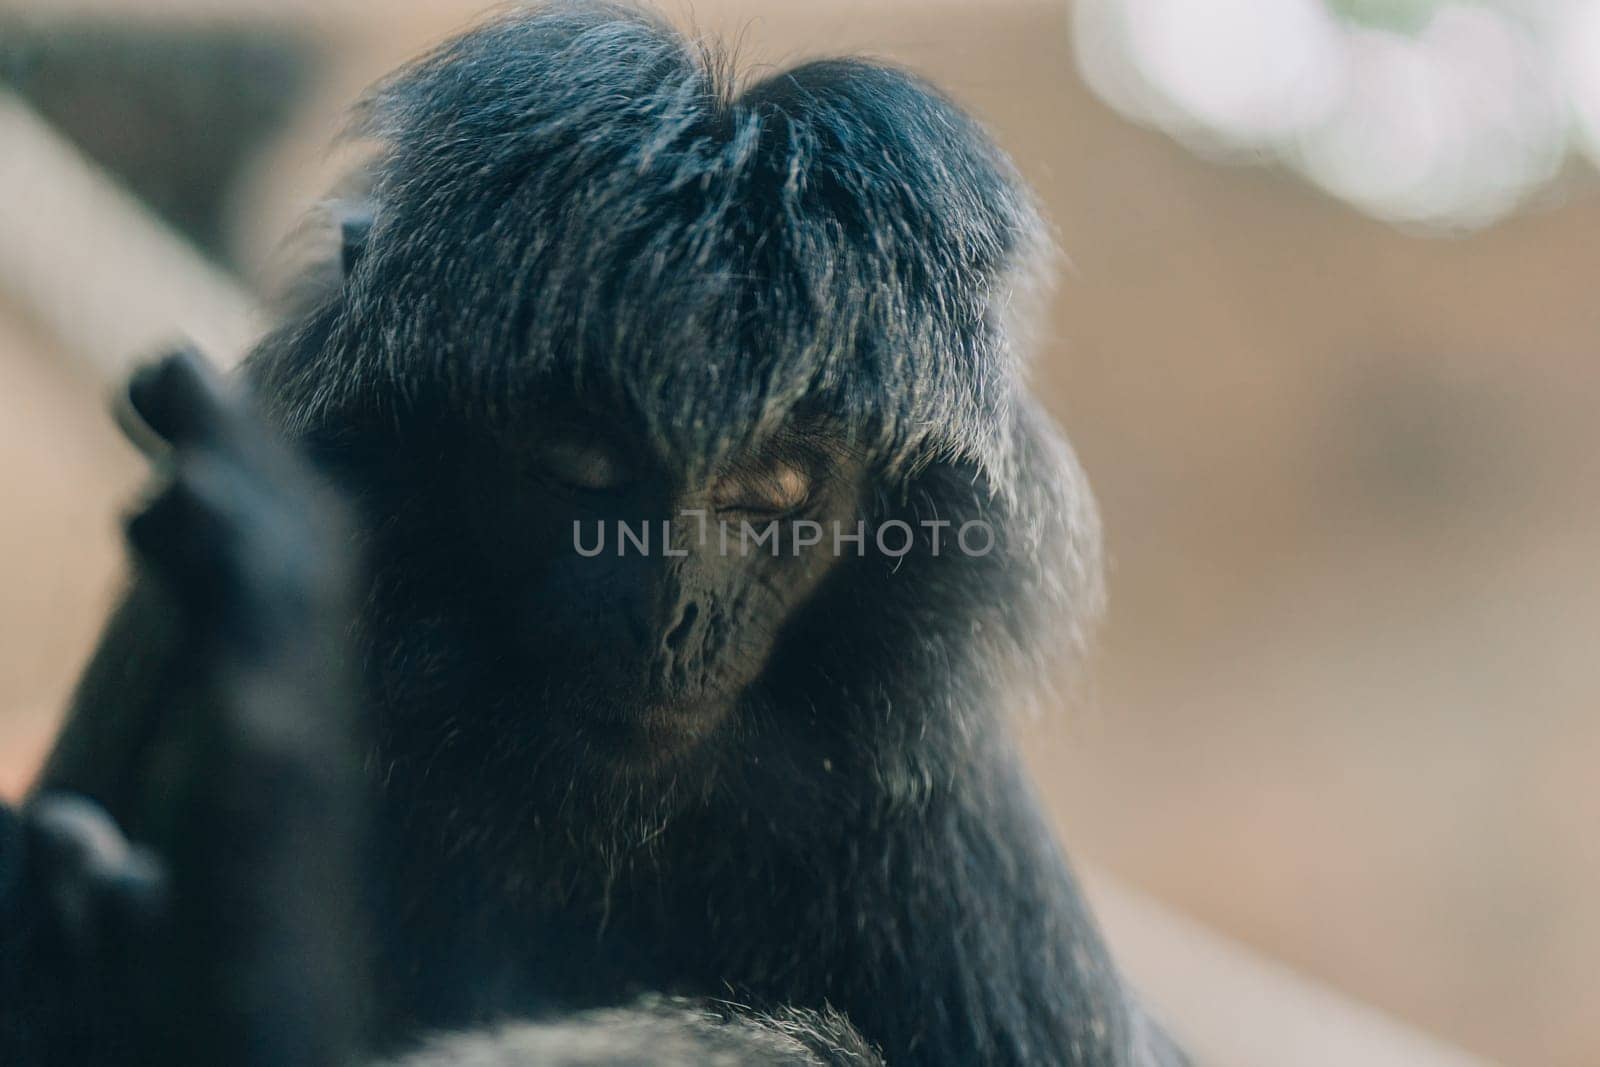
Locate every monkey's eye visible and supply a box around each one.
[714,460,812,515]
[535,438,632,492]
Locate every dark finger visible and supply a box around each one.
[125,347,231,450]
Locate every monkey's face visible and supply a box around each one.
[433,404,867,770]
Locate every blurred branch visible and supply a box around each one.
[0,91,259,379]
[1085,871,1492,1067]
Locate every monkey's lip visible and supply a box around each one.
[594,695,728,755]
[635,697,725,732]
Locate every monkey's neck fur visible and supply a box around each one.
[357,513,1130,1067]
[374,713,1131,1067]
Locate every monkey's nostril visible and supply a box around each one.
[664,601,699,651]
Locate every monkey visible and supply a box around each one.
[6,2,1186,1063]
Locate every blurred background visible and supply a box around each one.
[1,1,1596,1064]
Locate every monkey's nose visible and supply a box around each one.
[662,599,700,654]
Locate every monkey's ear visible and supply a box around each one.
[338,204,374,278]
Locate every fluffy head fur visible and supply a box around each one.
[258,1,1048,484]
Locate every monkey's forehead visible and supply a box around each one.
[305,4,1044,481]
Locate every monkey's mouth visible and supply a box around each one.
[589,695,730,763]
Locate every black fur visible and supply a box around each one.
[381,998,880,1066]
[20,3,1182,1064]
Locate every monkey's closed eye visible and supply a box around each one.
[714,460,812,516]
[535,438,632,492]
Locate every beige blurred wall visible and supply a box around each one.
[0,304,136,795]
[2,2,1597,1064]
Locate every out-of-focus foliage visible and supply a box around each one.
[1074,0,1600,229]
[1328,0,1444,34]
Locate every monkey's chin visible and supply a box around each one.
[590,700,730,769]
